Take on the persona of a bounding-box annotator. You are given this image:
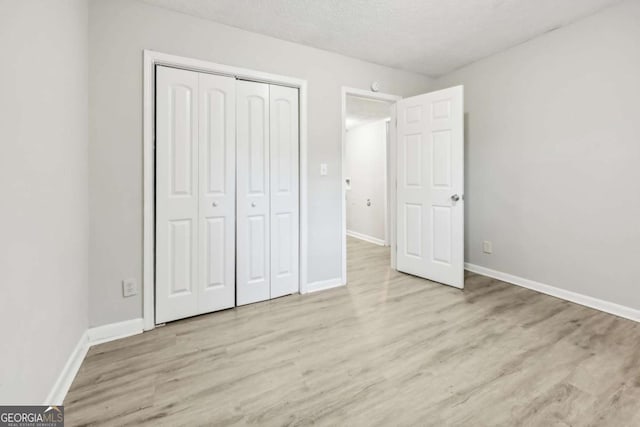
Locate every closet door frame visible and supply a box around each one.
[143,50,308,331]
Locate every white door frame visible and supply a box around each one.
[341,87,402,285]
[143,50,308,331]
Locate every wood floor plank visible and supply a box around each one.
[64,237,640,426]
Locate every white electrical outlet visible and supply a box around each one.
[320,163,328,176]
[122,278,137,297]
[483,241,493,254]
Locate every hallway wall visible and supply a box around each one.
[345,120,388,244]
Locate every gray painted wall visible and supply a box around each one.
[346,120,388,242]
[434,0,640,309]
[87,0,432,327]
[0,0,89,403]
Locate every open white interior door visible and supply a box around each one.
[395,86,464,288]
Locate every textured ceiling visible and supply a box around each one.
[141,0,621,76]
[345,96,392,130]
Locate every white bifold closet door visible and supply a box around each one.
[155,66,236,323]
[156,67,299,322]
[236,81,271,305]
[236,81,299,305]
[269,85,299,299]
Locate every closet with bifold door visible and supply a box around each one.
[155,66,299,324]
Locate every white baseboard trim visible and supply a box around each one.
[88,318,144,346]
[346,230,386,246]
[465,263,640,323]
[44,331,89,405]
[46,318,145,405]
[303,278,344,294]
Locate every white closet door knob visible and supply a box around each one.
[212,201,217,207]
[251,202,256,207]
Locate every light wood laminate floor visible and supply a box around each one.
[65,237,640,426]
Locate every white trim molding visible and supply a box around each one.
[303,278,344,294]
[346,229,386,246]
[143,50,309,330]
[45,318,145,405]
[341,87,402,286]
[87,318,145,346]
[465,263,640,323]
[44,331,89,405]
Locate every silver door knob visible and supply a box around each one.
[450,194,460,202]
[212,201,217,207]
[251,202,256,207]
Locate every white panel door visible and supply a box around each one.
[156,66,200,322]
[197,72,236,313]
[236,81,271,305]
[269,85,299,298]
[396,86,464,288]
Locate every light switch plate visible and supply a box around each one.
[122,278,137,297]
[483,241,493,254]
[320,163,328,176]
